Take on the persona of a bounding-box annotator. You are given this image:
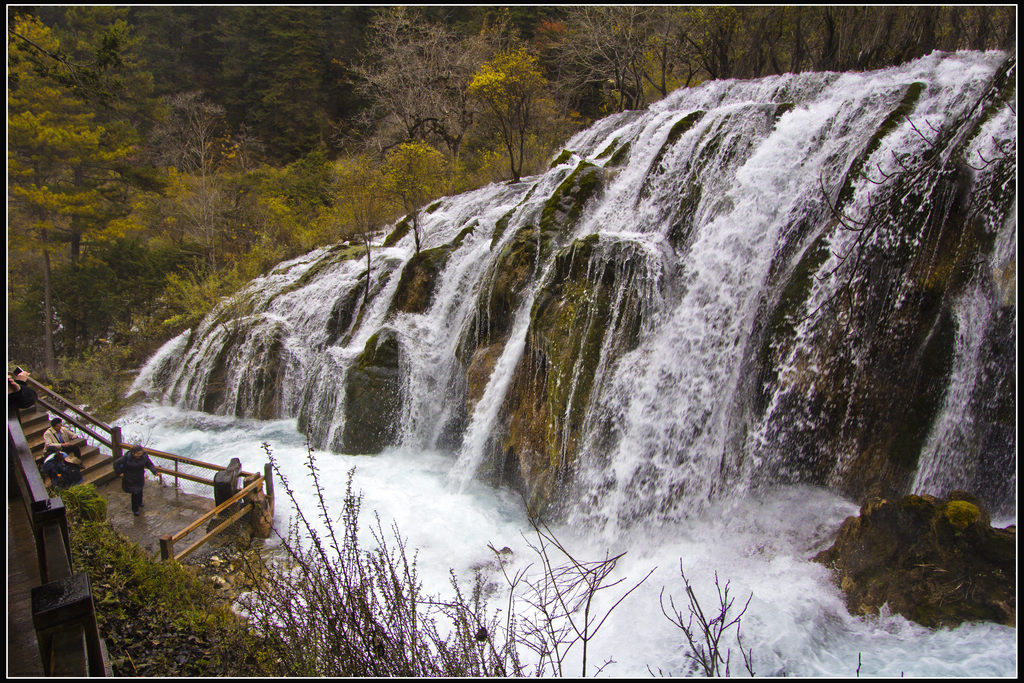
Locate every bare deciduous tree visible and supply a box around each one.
[355,7,507,164]
[656,563,755,677]
[552,6,682,113]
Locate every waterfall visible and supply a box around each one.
[131,51,1016,527]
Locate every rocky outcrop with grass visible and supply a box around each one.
[813,491,1016,627]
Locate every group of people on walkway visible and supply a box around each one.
[10,366,159,515]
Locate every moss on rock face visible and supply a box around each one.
[390,245,455,315]
[498,236,650,510]
[466,342,505,414]
[468,162,606,358]
[813,493,1015,628]
[835,82,926,212]
[383,216,412,247]
[550,149,574,167]
[275,244,368,300]
[244,326,286,420]
[340,329,403,454]
[944,499,982,529]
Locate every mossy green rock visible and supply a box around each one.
[469,161,605,355]
[813,492,1015,628]
[497,236,649,514]
[390,245,454,315]
[340,329,403,454]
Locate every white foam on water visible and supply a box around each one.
[116,403,1017,678]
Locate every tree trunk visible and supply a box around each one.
[41,236,57,373]
[411,210,422,254]
[364,236,372,306]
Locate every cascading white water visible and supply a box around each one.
[132,50,1014,521]
[125,51,1015,677]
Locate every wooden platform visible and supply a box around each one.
[7,496,46,677]
[93,478,217,558]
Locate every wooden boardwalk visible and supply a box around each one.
[92,478,217,558]
[8,380,272,677]
[7,478,220,678]
[8,495,46,678]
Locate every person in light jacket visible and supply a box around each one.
[114,446,159,516]
[43,417,84,465]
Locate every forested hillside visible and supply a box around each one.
[6,5,1015,415]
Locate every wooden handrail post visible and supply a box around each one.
[264,462,274,503]
[110,426,122,461]
[159,536,174,562]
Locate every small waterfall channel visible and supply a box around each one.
[124,50,1016,677]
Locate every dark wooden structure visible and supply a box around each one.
[9,402,107,676]
[8,371,276,676]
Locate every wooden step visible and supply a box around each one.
[79,449,114,478]
[82,465,118,487]
[19,409,50,433]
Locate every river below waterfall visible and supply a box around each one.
[115,402,1016,677]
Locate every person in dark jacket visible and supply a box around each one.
[114,446,159,516]
[8,368,37,410]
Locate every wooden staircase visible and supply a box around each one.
[15,378,123,489]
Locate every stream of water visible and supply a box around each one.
[115,403,1016,677]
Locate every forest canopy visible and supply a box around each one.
[6,5,1016,412]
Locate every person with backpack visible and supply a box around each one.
[114,445,159,516]
[41,449,83,488]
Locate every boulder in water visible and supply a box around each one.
[340,329,403,454]
[813,491,1015,628]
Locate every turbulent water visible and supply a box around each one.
[125,51,1016,676]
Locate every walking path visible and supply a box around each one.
[7,497,46,678]
[93,478,214,558]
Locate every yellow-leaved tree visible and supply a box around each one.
[381,141,447,254]
[467,48,548,183]
[334,156,392,307]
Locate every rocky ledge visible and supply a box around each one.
[813,491,1015,628]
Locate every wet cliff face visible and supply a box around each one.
[134,52,1016,525]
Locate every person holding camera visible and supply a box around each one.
[7,367,37,410]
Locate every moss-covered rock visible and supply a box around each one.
[466,342,505,415]
[340,329,403,454]
[467,162,606,358]
[274,243,368,301]
[550,149,574,167]
[496,236,650,514]
[383,216,412,247]
[813,492,1015,628]
[325,283,365,346]
[390,244,455,315]
[835,82,926,212]
[242,325,287,421]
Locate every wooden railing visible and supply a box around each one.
[158,467,274,562]
[137,445,257,488]
[127,446,275,563]
[24,376,123,461]
[8,403,107,677]
[18,372,275,566]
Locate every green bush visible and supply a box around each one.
[68,515,273,676]
[59,484,108,522]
